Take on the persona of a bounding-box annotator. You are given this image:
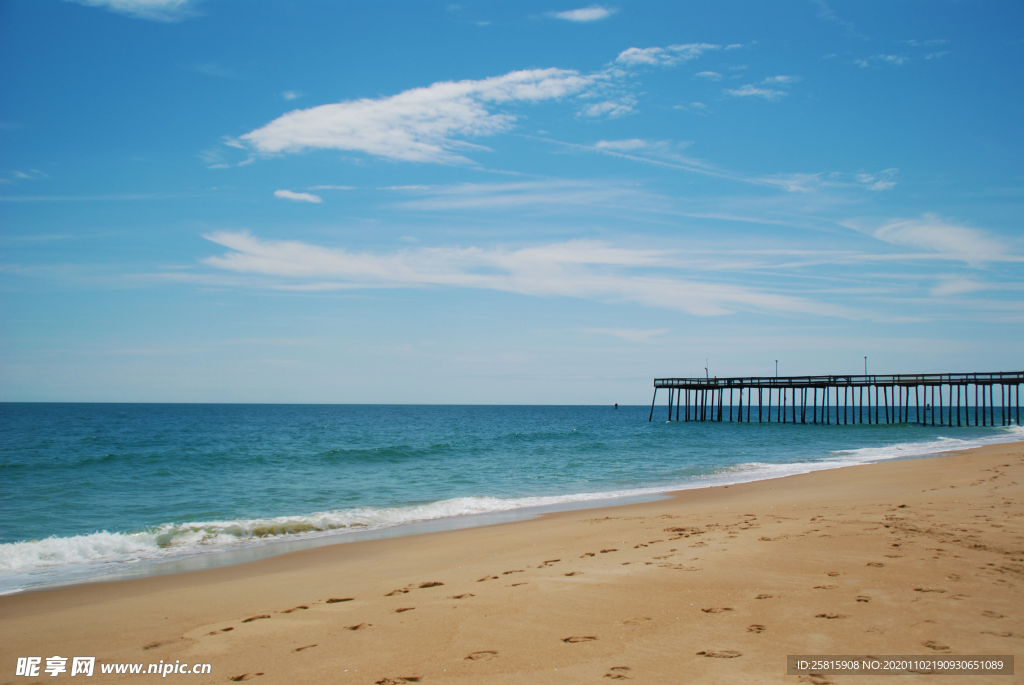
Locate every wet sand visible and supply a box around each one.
[2,443,1021,684]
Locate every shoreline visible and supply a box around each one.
[2,442,1021,684]
[4,426,1023,596]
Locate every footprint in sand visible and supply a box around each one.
[798,675,835,685]
[605,666,632,679]
[242,615,270,623]
[418,582,444,588]
[281,605,309,613]
[465,651,498,661]
[867,562,884,567]
[450,594,475,599]
[601,549,618,553]
[914,588,946,593]
[327,597,354,603]
[477,576,499,582]
[395,607,415,613]
[346,623,371,630]
[982,610,1005,618]
[755,594,773,600]
[143,642,162,650]
[696,650,741,658]
[221,627,234,632]
[581,552,596,558]
[747,625,767,633]
[511,582,528,587]
[856,596,871,603]
[816,613,847,619]
[922,640,950,651]
[814,585,838,590]
[375,677,421,684]
[701,607,734,613]
[565,571,583,576]
[563,636,598,643]
[294,644,316,652]
[827,571,841,577]
[385,589,410,596]
[542,559,561,566]
[502,570,524,575]
[230,674,255,681]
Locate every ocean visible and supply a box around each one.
[1,402,1020,595]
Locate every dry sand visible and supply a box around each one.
[2,443,1022,684]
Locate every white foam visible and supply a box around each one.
[2,424,1020,590]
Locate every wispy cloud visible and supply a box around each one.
[193,63,235,79]
[849,214,1017,264]
[761,75,800,85]
[550,6,616,22]
[200,231,849,318]
[695,71,722,81]
[725,84,786,101]
[615,43,719,67]
[7,169,49,182]
[64,0,197,21]
[854,54,906,68]
[386,179,659,213]
[930,278,987,297]
[240,68,601,164]
[855,169,898,191]
[579,96,636,118]
[274,190,322,204]
[282,90,302,101]
[813,0,866,39]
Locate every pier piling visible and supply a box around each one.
[649,371,1023,426]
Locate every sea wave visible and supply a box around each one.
[2,424,1020,586]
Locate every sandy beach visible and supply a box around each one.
[3,442,1021,684]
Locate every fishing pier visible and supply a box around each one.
[649,371,1022,426]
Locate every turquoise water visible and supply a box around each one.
[1,403,1020,594]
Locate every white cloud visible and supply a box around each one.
[855,54,906,68]
[387,179,655,212]
[725,44,743,50]
[200,231,848,318]
[274,190,322,204]
[864,215,1012,264]
[761,75,800,84]
[65,0,196,21]
[594,139,649,151]
[241,68,598,164]
[930,278,986,297]
[579,97,635,118]
[10,169,48,181]
[551,6,615,22]
[725,84,786,101]
[282,91,302,101]
[695,71,722,81]
[615,43,719,67]
[855,168,898,191]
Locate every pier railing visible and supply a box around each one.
[649,371,1022,427]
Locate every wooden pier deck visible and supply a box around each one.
[649,371,1023,426]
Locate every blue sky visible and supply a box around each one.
[1,0,1022,403]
